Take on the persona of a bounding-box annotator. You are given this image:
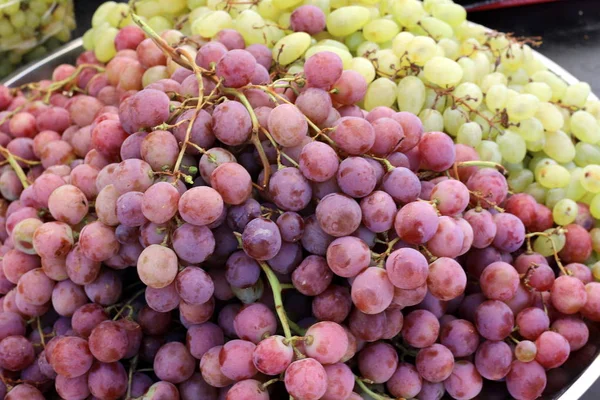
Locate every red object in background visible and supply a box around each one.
[466,0,562,11]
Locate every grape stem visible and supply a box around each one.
[112,289,145,320]
[42,63,105,103]
[366,155,395,172]
[258,261,293,340]
[355,377,401,400]
[36,317,45,348]
[457,161,507,175]
[260,378,280,391]
[126,355,138,399]
[524,230,569,275]
[0,146,31,188]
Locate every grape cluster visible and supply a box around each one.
[0,0,76,77]
[0,2,596,400]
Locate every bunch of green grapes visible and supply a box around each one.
[87,0,600,231]
[0,0,75,77]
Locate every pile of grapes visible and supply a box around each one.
[0,0,76,78]
[0,0,598,399]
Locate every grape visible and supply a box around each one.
[72,304,108,339]
[140,182,180,224]
[416,344,454,383]
[16,268,54,306]
[0,335,35,371]
[212,101,252,146]
[2,249,40,283]
[276,212,305,242]
[467,169,508,209]
[440,319,479,358]
[381,167,421,203]
[331,70,368,105]
[358,342,399,384]
[387,362,422,399]
[284,358,328,400]
[475,300,514,341]
[559,224,593,263]
[474,340,512,381]
[78,221,119,262]
[326,236,370,278]
[154,342,196,384]
[87,361,128,400]
[89,320,128,363]
[51,279,87,317]
[427,257,466,301]
[479,261,520,301]
[427,216,464,259]
[551,275,587,314]
[303,321,348,365]
[5,384,44,400]
[179,372,218,400]
[292,255,333,296]
[336,157,377,199]
[506,361,547,400]
[312,285,352,324]
[219,339,258,381]
[394,202,439,244]
[269,167,312,211]
[32,221,74,259]
[402,310,440,349]
[178,186,224,226]
[581,282,600,321]
[516,307,550,341]
[233,303,277,344]
[298,141,339,183]
[316,193,362,237]
[551,317,589,352]
[242,218,282,260]
[492,213,525,253]
[515,340,537,363]
[251,334,294,376]
[137,245,178,289]
[351,267,394,314]
[50,336,94,378]
[211,162,253,206]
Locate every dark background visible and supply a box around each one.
[74,0,600,398]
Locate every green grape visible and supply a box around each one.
[543,130,576,164]
[8,52,22,66]
[272,0,303,8]
[326,5,370,37]
[193,10,233,37]
[453,82,482,110]
[457,57,476,83]
[271,32,311,65]
[391,31,413,57]
[546,188,566,210]
[2,1,20,16]
[591,261,600,280]
[488,34,509,53]
[514,118,544,142]
[581,165,600,194]
[390,0,426,28]
[524,82,552,102]
[396,76,425,115]
[532,70,568,102]
[507,93,540,122]
[9,10,26,30]
[406,36,438,66]
[106,3,131,28]
[0,17,14,36]
[278,12,292,29]
[585,100,600,121]
[575,143,600,168]
[508,169,534,193]
[362,18,399,43]
[148,16,173,33]
[190,7,212,23]
[525,182,547,204]
[484,84,508,112]
[497,130,527,164]
[507,68,530,86]
[422,88,448,114]
[546,199,579,226]
[423,56,463,88]
[565,168,587,201]
[92,1,118,27]
[413,16,453,40]
[365,6,381,21]
[437,38,459,60]
[476,140,502,164]
[423,0,452,13]
[591,229,600,253]
[535,101,564,132]
[443,107,469,137]
[345,31,365,52]
[143,66,169,87]
[456,122,482,147]
[533,229,566,256]
[570,111,600,144]
[532,156,557,177]
[236,10,267,44]
[162,0,188,14]
[373,49,399,76]
[257,0,280,20]
[347,57,376,83]
[330,0,349,7]
[356,41,379,57]
[188,0,208,7]
[419,109,444,133]
[470,52,492,83]
[303,0,330,13]
[591,194,600,219]
[95,26,119,63]
[471,110,495,139]
[562,82,591,108]
[480,72,508,93]
[364,77,397,110]
[431,3,466,27]
[500,43,524,71]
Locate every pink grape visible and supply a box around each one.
[284,358,328,400]
[402,310,440,348]
[444,361,483,400]
[252,335,294,375]
[394,201,439,244]
[351,267,394,314]
[326,236,370,278]
[480,261,520,301]
[316,193,362,237]
[415,344,454,383]
[505,361,547,400]
[358,342,398,383]
[427,257,467,301]
[474,300,514,341]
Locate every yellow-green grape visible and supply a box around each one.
[9,10,26,30]
[533,229,566,256]
[525,182,547,204]
[272,0,304,9]
[390,0,426,28]
[317,38,349,51]
[148,16,173,33]
[303,0,330,13]
[106,3,131,28]
[592,261,600,280]
[443,107,469,137]
[570,110,600,144]
[189,7,211,22]
[391,31,413,57]
[257,0,280,20]
[1,0,20,15]
[514,118,544,142]
[470,110,493,139]
[306,46,352,68]
[457,57,476,83]
[278,12,292,29]
[562,82,591,108]
[480,72,508,93]
[161,0,188,13]
[431,3,466,27]
[500,43,524,71]
[142,66,169,87]
[423,57,463,88]
[477,140,502,164]
[396,76,425,115]
[565,168,587,201]
[364,77,397,110]
[424,88,449,113]
[469,51,492,82]
[92,1,118,27]
[591,194,600,219]
[347,57,376,83]
[545,188,566,209]
[591,228,600,253]
[263,25,286,46]
[508,169,534,193]
[344,31,365,52]
[326,6,370,37]
[272,32,311,65]
[538,164,571,189]
[82,28,95,51]
[356,41,379,58]
[453,82,482,110]
[413,17,453,40]
[543,130,576,164]
[553,198,578,225]
[437,38,459,60]
[507,93,540,122]
[373,49,399,77]
[330,0,349,8]
[423,0,451,13]
[456,121,482,148]
[192,10,233,37]
[95,26,119,63]
[532,70,568,102]
[535,101,564,132]
[526,136,546,153]
[362,18,399,43]
[0,16,14,37]
[406,36,438,66]
[484,84,508,112]
[236,10,267,44]
[459,37,480,57]
[488,34,509,53]
[497,130,527,164]
[507,68,530,87]
[575,143,600,168]
[531,156,556,176]
[419,109,444,133]
[188,0,208,7]
[524,82,552,102]
[586,100,600,121]
[365,5,381,20]
[581,165,600,194]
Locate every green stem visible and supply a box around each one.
[365,155,394,172]
[457,161,507,175]
[126,355,138,399]
[0,146,30,188]
[259,261,292,340]
[113,289,145,321]
[288,319,306,336]
[355,377,397,400]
